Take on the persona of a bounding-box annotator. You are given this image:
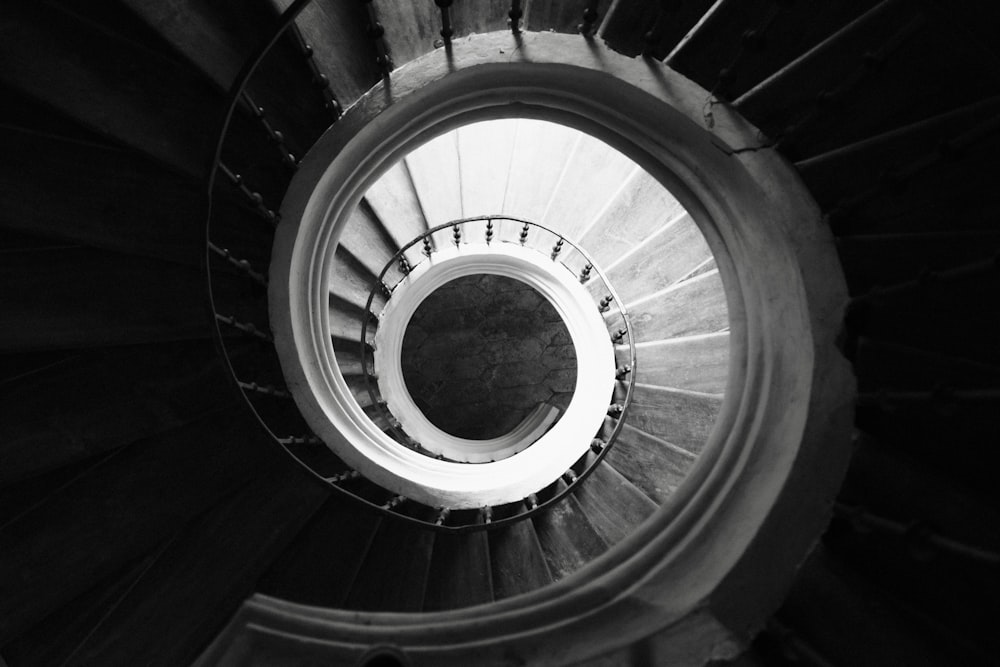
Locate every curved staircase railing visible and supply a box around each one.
[202,0,638,531]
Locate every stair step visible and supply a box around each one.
[626,383,722,456]
[847,271,1000,367]
[405,133,464,228]
[364,161,429,268]
[601,214,712,304]
[628,332,729,394]
[838,232,1000,297]
[605,423,694,505]
[578,170,686,270]
[51,463,328,666]
[0,340,233,488]
[0,247,224,351]
[344,373,377,410]
[0,126,256,265]
[423,531,494,611]
[338,201,405,283]
[839,438,1000,556]
[329,297,369,344]
[627,270,727,342]
[457,120,518,218]
[667,0,881,101]
[532,493,608,581]
[344,517,435,612]
[449,0,510,36]
[572,461,658,545]
[2,548,163,667]
[489,519,553,600]
[737,0,1000,161]
[502,119,580,224]
[539,135,637,242]
[769,546,982,666]
[371,1,438,69]
[273,0,381,105]
[257,495,382,608]
[600,0,716,59]
[0,408,267,641]
[797,96,1000,234]
[0,451,113,529]
[525,0,613,33]
[0,3,225,177]
[854,338,1000,392]
[116,0,275,89]
[330,247,389,313]
[797,95,1000,209]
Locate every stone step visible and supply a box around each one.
[423,531,494,611]
[572,461,659,544]
[363,161,429,269]
[627,332,729,394]
[626,383,722,457]
[489,517,553,601]
[604,423,694,505]
[330,247,388,314]
[628,269,727,342]
[578,169,686,270]
[598,213,712,305]
[667,0,881,101]
[531,493,608,582]
[271,0,381,106]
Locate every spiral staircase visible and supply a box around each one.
[2,1,999,665]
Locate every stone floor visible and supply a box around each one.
[401,274,577,440]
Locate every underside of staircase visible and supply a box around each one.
[2,1,999,665]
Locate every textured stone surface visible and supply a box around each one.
[401,274,577,439]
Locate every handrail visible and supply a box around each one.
[356,215,638,529]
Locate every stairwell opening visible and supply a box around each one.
[263,30,854,665]
[401,273,577,444]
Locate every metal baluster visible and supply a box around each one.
[519,223,530,245]
[241,91,297,168]
[550,238,564,260]
[435,507,451,525]
[288,24,342,118]
[238,380,291,398]
[509,0,523,34]
[215,313,272,341]
[599,295,613,313]
[579,0,600,36]
[579,263,592,283]
[361,0,393,72]
[399,255,411,275]
[423,236,434,257]
[217,162,280,226]
[615,364,632,380]
[208,242,267,286]
[278,435,321,446]
[453,223,462,247]
[525,493,539,510]
[485,219,494,244]
[382,495,406,510]
[607,403,624,418]
[436,0,453,44]
[482,505,493,524]
[326,469,361,483]
[611,327,627,343]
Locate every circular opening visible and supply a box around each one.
[265,29,853,663]
[401,274,577,442]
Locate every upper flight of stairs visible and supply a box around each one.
[2,0,1000,664]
